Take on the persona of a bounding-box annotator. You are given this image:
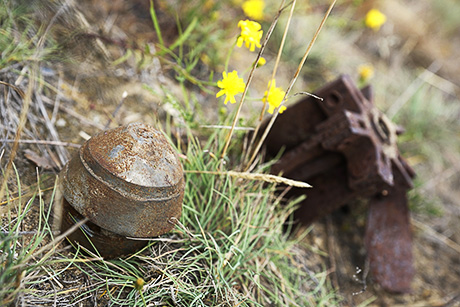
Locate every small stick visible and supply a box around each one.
[41,95,105,130]
[246,0,337,170]
[0,139,80,148]
[220,0,288,159]
[104,91,128,130]
[0,66,35,211]
[200,125,254,131]
[244,0,297,165]
[293,91,323,101]
[387,61,442,119]
[0,81,26,99]
[35,93,69,165]
[412,218,460,255]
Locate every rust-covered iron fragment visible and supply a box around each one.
[365,187,414,293]
[261,75,416,292]
[59,123,185,258]
[61,123,184,238]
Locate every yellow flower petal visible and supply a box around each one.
[358,64,374,82]
[365,9,387,31]
[236,36,244,48]
[256,57,266,67]
[216,89,225,98]
[263,80,286,114]
[216,70,245,105]
[242,0,265,21]
[237,20,263,52]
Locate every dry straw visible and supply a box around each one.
[220,0,288,159]
[246,0,337,171]
[220,0,337,166]
[244,0,298,165]
[185,170,312,188]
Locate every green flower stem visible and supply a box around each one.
[139,289,147,307]
[224,40,237,72]
[150,0,164,47]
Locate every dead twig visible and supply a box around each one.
[35,93,69,166]
[387,61,442,119]
[41,95,105,130]
[0,139,80,148]
[411,218,460,255]
[0,81,26,99]
[245,0,337,170]
[220,0,288,159]
[104,91,128,129]
[0,66,36,211]
[244,0,297,165]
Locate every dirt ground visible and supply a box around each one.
[3,0,460,306]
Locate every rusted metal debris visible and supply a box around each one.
[60,123,185,258]
[261,75,415,293]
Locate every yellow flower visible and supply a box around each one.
[237,20,263,52]
[263,80,286,114]
[256,56,266,67]
[365,9,387,31]
[216,70,246,105]
[358,64,374,82]
[242,0,265,21]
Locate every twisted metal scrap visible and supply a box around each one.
[262,75,415,292]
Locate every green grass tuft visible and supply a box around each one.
[62,129,336,306]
